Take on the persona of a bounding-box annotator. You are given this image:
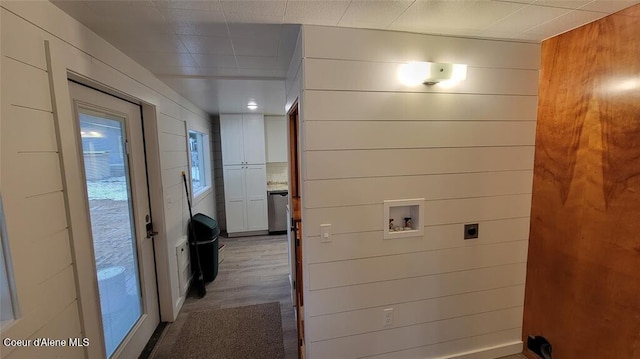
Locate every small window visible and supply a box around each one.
[0,194,17,329]
[188,130,209,196]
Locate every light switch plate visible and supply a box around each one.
[320,224,332,243]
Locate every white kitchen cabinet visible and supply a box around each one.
[220,114,268,235]
[265,116,287,163]
[222,165,247,233]
[244,165,268,231]
[220,114,266,165]
[223,164,268,234]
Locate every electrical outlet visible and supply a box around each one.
[383,308,394,327]
[320,224,332,243]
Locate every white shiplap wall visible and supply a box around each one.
[0,2,215,356]
[300,26,539,358]
[285,27,303,115]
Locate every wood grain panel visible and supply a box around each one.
[305,121,536,150]
[306,218,531,264]
[304,25,540,69]
[306,262,527,316]
[308,240,528,290]
[305,170,533,208]
[305,58,539,95]
[308,285,524,341]
[308,306,523,358]
[523,4,640,359]
[305,146,535,180]
[305,91,538,121]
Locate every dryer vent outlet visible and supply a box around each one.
[464,223,479,239]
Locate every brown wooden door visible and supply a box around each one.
[288,102,305,357]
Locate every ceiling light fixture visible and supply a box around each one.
[247,101,258,110]
[398,62,467,87]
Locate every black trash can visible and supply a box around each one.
[189,213,220,282]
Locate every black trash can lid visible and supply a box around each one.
[191,213,220,240]
[193,213,219,230]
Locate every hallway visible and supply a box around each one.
[150,234,297,358]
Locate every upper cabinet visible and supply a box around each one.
[265,116,287,163]
[220,114,266,165]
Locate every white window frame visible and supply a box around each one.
[186,127,212,202]
[0,193,19,331]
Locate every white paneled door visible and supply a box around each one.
[244,165,268,231]
[220,114,244,165]
[69,82,159,359]
[241,114,267,165]
[223,165,248,233]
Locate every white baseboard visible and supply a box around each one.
[448,341,523,359]
[227,230,269,237]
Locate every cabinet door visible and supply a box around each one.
[244,165,268,231]
[242,114,266,165]
[220,115,244,165]
[223,165,247,233]
[265,116,288,163]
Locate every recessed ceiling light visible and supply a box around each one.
[247,101,258,110]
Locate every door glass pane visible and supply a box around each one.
[79,109,142,358]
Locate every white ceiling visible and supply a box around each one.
[52,0,640,115]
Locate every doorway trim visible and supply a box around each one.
[287,100,306,357]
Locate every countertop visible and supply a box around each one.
[267,182,288,192]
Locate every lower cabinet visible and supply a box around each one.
[223,164,268,234]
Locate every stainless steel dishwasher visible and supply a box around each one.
[268,190,288,233]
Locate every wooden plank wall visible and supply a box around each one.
[0,2,215,355]
[0,9,84,358]
[523,4,640,358]
[300,25,540,358]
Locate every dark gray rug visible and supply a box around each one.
[169,302,285,359]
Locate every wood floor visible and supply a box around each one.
[150,234,298,359]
